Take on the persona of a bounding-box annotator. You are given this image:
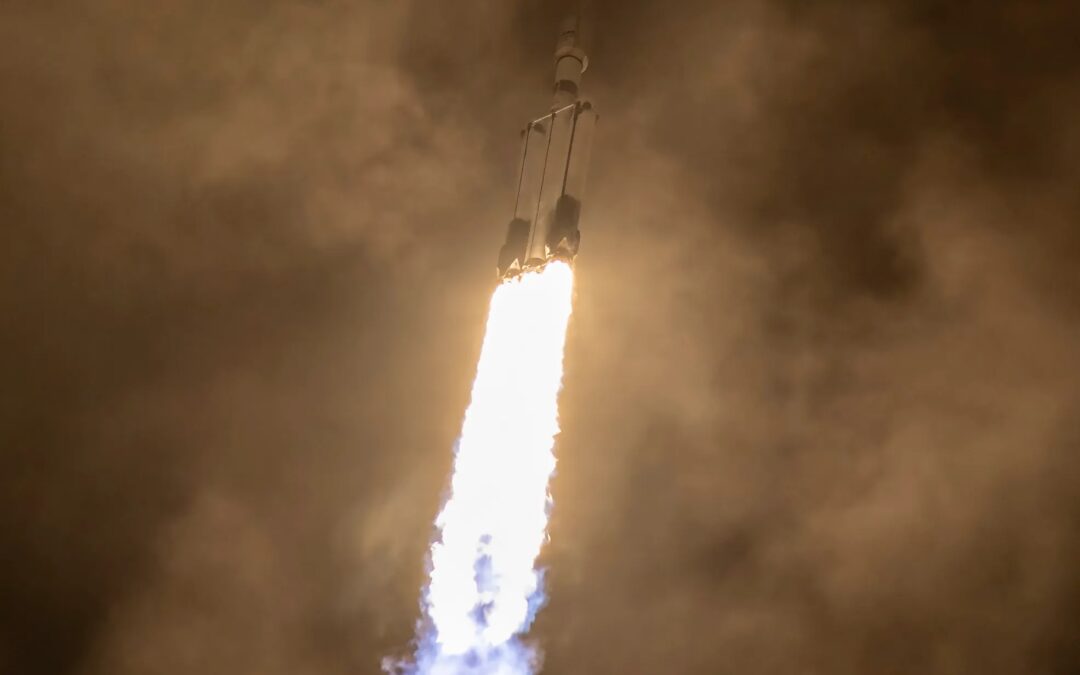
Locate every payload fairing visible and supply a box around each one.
[497,17,597,278]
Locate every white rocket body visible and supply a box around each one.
[497,17,597,278]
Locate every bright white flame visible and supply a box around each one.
[388,261,574,675]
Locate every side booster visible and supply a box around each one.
[497,17,598,278]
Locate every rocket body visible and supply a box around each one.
[497,18,597,278]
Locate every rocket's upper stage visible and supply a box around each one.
[497,16,597,278]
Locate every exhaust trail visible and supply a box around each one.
[388,261,574,674]
[387,14,595,674]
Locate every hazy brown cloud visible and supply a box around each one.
[2,1,1078,674]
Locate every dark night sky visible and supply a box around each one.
[2,1,1079,673]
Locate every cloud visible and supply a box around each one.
[2,1,1078,674]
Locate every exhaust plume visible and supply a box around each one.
[388,261,575,674]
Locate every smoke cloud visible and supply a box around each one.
[2,1,1078,673]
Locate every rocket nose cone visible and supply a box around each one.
[556,14,585,54]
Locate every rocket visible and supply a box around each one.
[497,16,598,278]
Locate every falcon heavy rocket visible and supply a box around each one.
[497,15,598,278]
